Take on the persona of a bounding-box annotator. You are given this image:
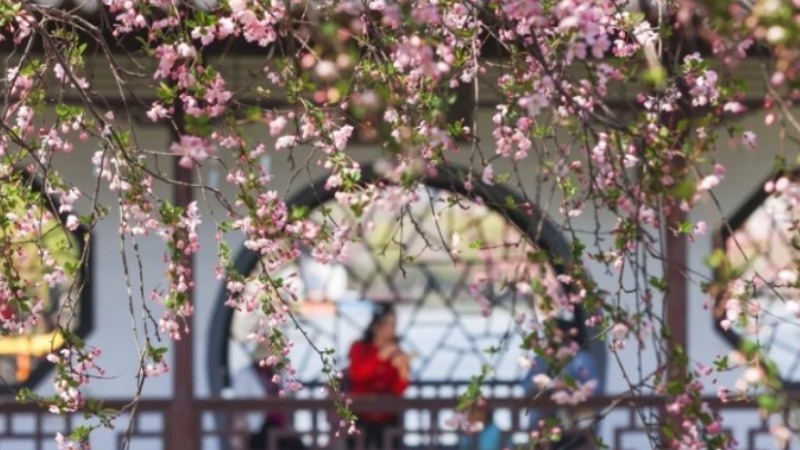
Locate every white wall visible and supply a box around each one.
[19,93,792,450]
[41,105,785,398]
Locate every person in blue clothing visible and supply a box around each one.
[458,401,504,450]
[522,319,602,449]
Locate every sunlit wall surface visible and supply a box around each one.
[227,184,579,390]
[716,176,800,386]
[0,177,89,389]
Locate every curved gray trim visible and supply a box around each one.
[712,168,800,389]
[207,163,605,395]
[0,173,94,394]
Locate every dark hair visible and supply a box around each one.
[362,303,395,343]
[556,317,586,346]
[468,401,494,422]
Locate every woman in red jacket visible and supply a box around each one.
[347,304,410,449]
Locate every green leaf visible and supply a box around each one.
[146,345,169,363]
[290,205,310,220]
[706,249,728,269]
[676,221,694,234]
[644,65,667,88]
[649,276,668,292]
[70,425,92,442]
[671,178,697,202]
[185,115,212,137]
[157,82,176,103]
[667,380,684,396]
[713,355,729,371]
[504,195,517,209]
[757,393,781,413]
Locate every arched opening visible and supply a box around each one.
[713,169,800,387]
[0,173,93,393]
[206,163,606,446]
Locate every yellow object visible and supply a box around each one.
[16,353,30,382]
[0,331,66,357]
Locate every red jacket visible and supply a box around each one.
[347,340,409,422]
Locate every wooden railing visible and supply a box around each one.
[0,395,796,449]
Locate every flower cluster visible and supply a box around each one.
[46,345,105,414]
[55,432,89,450]
[3,0,798,448]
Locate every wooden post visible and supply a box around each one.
[665,183,689,360]
[661,112,690,447]
[166,113,200,450]
[664,108,690,371]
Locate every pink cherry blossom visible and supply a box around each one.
[170,136,217,168]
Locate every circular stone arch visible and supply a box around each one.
[0,173,93,393]
[712,169,800,388]
[207,163,606,396]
